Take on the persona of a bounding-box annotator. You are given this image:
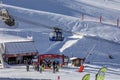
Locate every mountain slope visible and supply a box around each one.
[1,0,120,20]
[0,1,120,68]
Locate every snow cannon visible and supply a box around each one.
[78,65,84,72]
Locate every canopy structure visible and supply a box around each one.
[38,54,69,66]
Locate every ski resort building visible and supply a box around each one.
[0,34,38,65]
[70,57,85,67]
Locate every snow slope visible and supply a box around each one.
[0,0,120,68]
[0,64,120,80]
[0,0,120,80]
[1,0,120,19]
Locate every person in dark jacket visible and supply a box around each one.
[36,63,39,71]
[53,60,56,73]
[26,60,29,71]
[47,60,51,68]
[55,61,59,72]
[39,60,43,73]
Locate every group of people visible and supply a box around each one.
[39,60,60,73]
[27,59,60,73]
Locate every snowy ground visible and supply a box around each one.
[0,0,120,80]
[0,64,120,80]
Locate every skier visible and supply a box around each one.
[26,60,29,71]
[52,60,56,73]
[47,60,51,68]
[39,60,43,73]
[37,63,39,71]
[55,61,59,72]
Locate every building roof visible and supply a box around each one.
[70,57,78,60]
[0,34,37,54]
[5,41,37,54]
[0,34,32,43]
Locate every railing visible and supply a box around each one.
[80,14,119,27]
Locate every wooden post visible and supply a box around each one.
[117,18,119,27]
[100,16,102,23]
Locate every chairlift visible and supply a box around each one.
[49,28,64,41]
[0,8,15,26]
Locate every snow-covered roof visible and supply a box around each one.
[0,34,32,43]
[70,57,78,60]
[0,34,35,54]
[5,41,37,54]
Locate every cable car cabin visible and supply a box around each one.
[49,28,64,41]
[0,8,15,26]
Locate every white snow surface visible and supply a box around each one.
[0,33,32,43]
[0,0,120,79]
[0,64,120,80]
